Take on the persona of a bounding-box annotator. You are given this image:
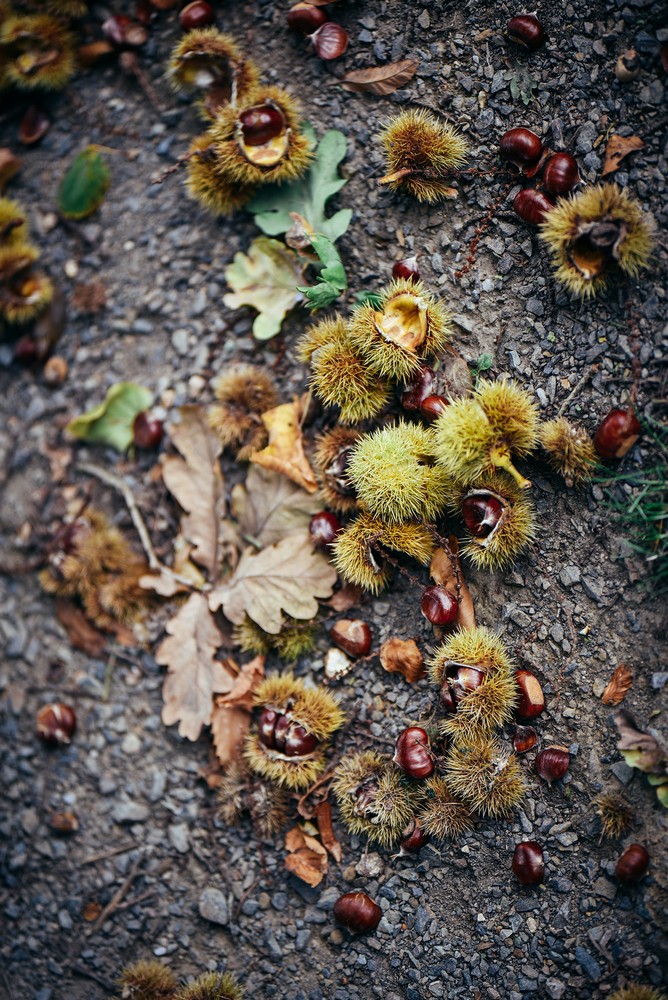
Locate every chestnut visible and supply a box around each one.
[535,745,570,783]
[36,703,76,746]
[239,104,286,147]
[19,105,50,146]
[439,681,456,713]
[309,22,349,60]
[393,726,434,779]
[102,14,147,48]
[615,843,650,884]
[420,395,449,422]
[400,819,430,854]
[257,707,319,757]
[133,411,164,449]
[594,407,641,460]
[499,127,543,170]
[179,1,215,31]
[542,152,580,196]
[392,255,420,281]
[512,841,545,884]
[513,724,538,753]
[287,2,328,35]
[515,671,545,720]
[615,49,639,84]
[48,811,79,834]
[333,891,382,933]
[309,511,342,549]
[462,493,504,538]
[401,366,435,412]
[507,13,545,51]
[513,188,555,226]
[451,665,485,702]
[421,586,458,626]
[331,619,372,658]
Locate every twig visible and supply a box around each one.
[86,855,144,935]
[82,843,136,865]
[557,366,594,417]
[72,965,116,991]
[151,146,205,185]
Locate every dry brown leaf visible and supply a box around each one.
[337,58,419,95]
[326,583,363,613]
[56,599,107,657]
[430,538,476,631]
[161,406,227,580]
[210,703,252,768]
[208,529,337,635]
[156,592,235,741]
[285,826,306,853]
[250,397,318,494]
[71,279,107,314]
[231,465,322,547]
[315,801,342,863]
[285,847,328,887]
[0,149,20,190]
[602,134,645,177]
[216,654,265,712]
[379,637,424,683]
[601,663,633,705]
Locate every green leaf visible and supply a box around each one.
[297,232,347,311]
[248,129,352,244]
[66,381,153,451]
[354,290,383,309]
[223,236,307,340]
[58,146,110,220]
[475,353,494,373]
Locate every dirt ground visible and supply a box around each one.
[1,0,667,998]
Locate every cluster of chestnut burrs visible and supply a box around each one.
[167,28,313,216]
[0,194,54,340]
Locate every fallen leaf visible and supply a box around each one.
[250,397,319,494]
[82,901,103,922]
[602,134,645,177]
[66,381,153,452]
[601,664,633,705]
[223,236,307,341]
[71,279,108,314]
[285,847,328,887]
[56,599,107,657]
[430,538,476,631]
[0,148,21,190]
[614,709,668,775]
[161,406,229,580]
[58,146,110,219]
[216,655,265,711]
[337,58,419,95]
[210,703,252,768]
[379,637,424,683]
[231,465,322,548]
[156,592,235,741]
[285,826,306,853]
[315,800,342,863]
[326,583,363,613]
[208,530,337,634]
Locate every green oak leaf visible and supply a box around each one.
[223,236,307,340]
[66,381,153,452]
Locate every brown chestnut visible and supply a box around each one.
[421,586,458,626]
[542,152,580,195]
[507,13,545,51]
[513,724,538,753]
[512,841,545,884]
[257,708,318,757]
[392,255,420,281]
[333,891,382,933]
[393,726,434,779]
[399,819,430,855]
[594,407,641,460]
[133,411,164,449]
[420,394,450,422]
[309,22,349,60]
[515,671,545,720]
[401,366,435,412]
[462,493,504,538]
[36,703,77,746]
[102,14,147,48]
[287,2,328,35]
[535,745,570,783]
[500,128,543,170]
[615,843,650,884]
[179,1,215,31]
[513,188,555,226]
[239,104,286,147]
[18,105,50,146]
[309,511,342,549]
[48,811,79,834]
[331,619,372,658]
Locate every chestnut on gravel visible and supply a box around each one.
[515,670,545,720]
[36,703,76,746]
[393,726,434,779]
[287,2,328,35]
[392,255,420,282]
[535,745,570,783]
[615,843,650,884]
[333,892,382,933]
[594,407,641,460]
[542,152,580,196]
[421,586,458,626]
[309,22,349,60]
[507,13,545,51]
[331,619,372,658]
[513,188,555,226]
[500,128,543,170]
[512,841,545,884]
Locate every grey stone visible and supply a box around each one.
[611,761,634,784]
[592,877,617,900]
[559,565,581,588]
[545,980,566,999]
[113,801,149,824]
[198,888,229,926]
[574,946,602,981]
[168,823,189,854]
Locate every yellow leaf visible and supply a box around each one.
[250,397,319,494]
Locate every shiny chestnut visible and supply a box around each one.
[333,892,382,933]
[542,152,580,195]
[513,188,555,225]
[512,841,545,884]
[615,843,650,884]
[535,745,570,783]
[239,105,285,146]
[287,2,328,35]
[133,411,164,449]
[331,619,372,658]
[507,13,545,51]
[513,724,538,753]
[462,493,504,538]
[420,395,449,422]
[421,586,458,626]
[309,21,349,60]
[309,511,342,548]
[450,665,485,702]
[179,1,215,31]
[400,819,430,854]
[594,407,641,460]
[393,726,434,779]
[500,128,543,170]
[257,707,318,757]
[515,670,545,720]
[401,366,435,412]
[36,703,77,746]
[392,255,420,281]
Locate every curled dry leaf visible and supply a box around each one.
[250,397,319,494]
[337,58,419,95]
[156,592,235,741]
[208,530,337,635]
[430,537,476,631]
[284,826,328,886]
[326,582,363,613]
[231,465,322,548]
[614,709,668,775]
[211,655,266,767]
[379,637,424,683]
[56,599,106,657]
[315,800,342,863]
[602,134,645,177]
[601,663,633,705]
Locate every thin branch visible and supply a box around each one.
[82,843,136,865]
[557,366,594,417]
[86,855,144,935]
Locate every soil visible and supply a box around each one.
[1,1,667,999]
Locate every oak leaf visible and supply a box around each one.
[211,655,265,766]
[231,465,322,547]
[430,537,476,631]
[161,406,230,580]
[285,846,328,886]
[208,530,337,634]
[337,58,419,95]
[602,134,645,177]
[156,592,235,741]
[250,397,319,494]
[379,637,424,683]
[601,663,633,705]
[223,236,307,341]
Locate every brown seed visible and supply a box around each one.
[18,105,50,146]
[333,892,382,933]
[515,670,545,720]
[615,843,650,884]
[43,355,68,387]
[331,619,372,658]
[36,703,77,746]
[513,725,538,753]
[48,811,79,834]
[310,22,349,60]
